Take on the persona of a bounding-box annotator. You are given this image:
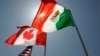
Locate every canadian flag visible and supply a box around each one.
[5,26,46,46]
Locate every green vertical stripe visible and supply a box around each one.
[56,8,75,30]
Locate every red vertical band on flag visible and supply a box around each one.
[36,31,47,46]
[5,33,17,45]
[32,0,56,31]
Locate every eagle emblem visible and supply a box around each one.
[50,10,60,22]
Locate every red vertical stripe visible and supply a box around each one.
[36,30,47,46]
[32,0,56,31]
[5,33,17,45]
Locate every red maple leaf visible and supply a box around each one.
[23,30,34,40]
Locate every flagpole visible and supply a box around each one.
[69,10,88,56]
[44,41,47,56]
[44,46,47,56]
[75,25,88,56]
[44,34,47,56]
[75,21,89,56]
[74,20,89,56]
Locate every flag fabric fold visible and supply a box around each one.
[32,0,75,33]
[5,26,47,46]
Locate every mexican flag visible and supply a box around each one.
[32,0,75,33]
[5,26,47,46]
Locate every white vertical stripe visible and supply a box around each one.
[14,28,38,46]
[42,4,64,32]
